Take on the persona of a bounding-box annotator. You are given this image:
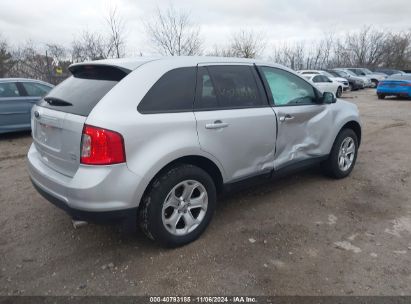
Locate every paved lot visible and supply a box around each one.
[1,89,411,296]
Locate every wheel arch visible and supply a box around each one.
[139,155,225,207]
[340,120,362,146]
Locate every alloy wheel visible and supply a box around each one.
[161,180,208,236]
[338,137,355,171]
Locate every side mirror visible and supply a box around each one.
[322,92,336,104]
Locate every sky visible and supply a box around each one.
[1,0,410,56]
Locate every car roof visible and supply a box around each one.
[388,73,411,80]
[301,73,318,78]
[0,78,54,86]
[69,56,286,72]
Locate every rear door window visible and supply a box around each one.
[313,75,322,83]
[137,67,197,114]
[195,67,219,110]
[38,65,128,116]
[0,82,20,98]
[195,65,265,110]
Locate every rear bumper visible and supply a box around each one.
[28,143,146,221]
[31,179,137,223]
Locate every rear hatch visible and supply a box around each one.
[32,65,129,177]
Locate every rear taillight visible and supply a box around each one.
[400,83,411,87]
[80,125,126,165]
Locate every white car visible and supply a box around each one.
[302,74,343,97]
[297,70,349,92]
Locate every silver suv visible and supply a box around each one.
[28,57,361,247]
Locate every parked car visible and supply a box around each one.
[28,57,361,247]
[374,68,405,76]
[333,69,370,88]
[0,78,53,134]
[297,70,349,92]
[301,73,343,97]
[346,68,387,87]
[326,69,363,91]
[377,73,411,99]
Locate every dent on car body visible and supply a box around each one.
[273,100,356,169]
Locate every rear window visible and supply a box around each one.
[38,65,128,116]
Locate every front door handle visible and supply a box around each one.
[205,120,229,129]
[279,114,294,122]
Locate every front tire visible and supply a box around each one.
[377,94,385,99]
[322,129,358,179]
[336,86,343,98]
[138,164,217,247]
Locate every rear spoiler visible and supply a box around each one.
[68,64,131,81]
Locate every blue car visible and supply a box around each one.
[377,74,411,100]
[0,78,53,134]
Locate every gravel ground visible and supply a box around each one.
[0,89,411,296]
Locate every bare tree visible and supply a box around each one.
[106,6,126,58]
[271,42,305,70]
[206,45,236,57]
[228,29,266,58]
[0,35,14,78]
[381,31,411,69]
[269,26,411,70]
[343,26,387,67]
[11,41,50,81]
[45,44,71,83]
[145,6,202,56]
[71,31,108,62]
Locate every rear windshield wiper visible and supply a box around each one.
[43,97,73,107]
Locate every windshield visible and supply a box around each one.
[321,71,334,78]
[344,70,358,77]
[332,70,347,77]
[362,68,373,74]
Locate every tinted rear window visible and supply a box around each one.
[205,65,265,109]
[137,67,196,114]
[38,65,128,116]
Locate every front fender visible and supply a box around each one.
[327,99,362,153]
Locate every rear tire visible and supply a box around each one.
[349,83,354,91]
[138,164,217,247]
[322,129,358,179]
[377,94,385,99]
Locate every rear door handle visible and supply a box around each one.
[205,120,229,129]
[279,114,294,122]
